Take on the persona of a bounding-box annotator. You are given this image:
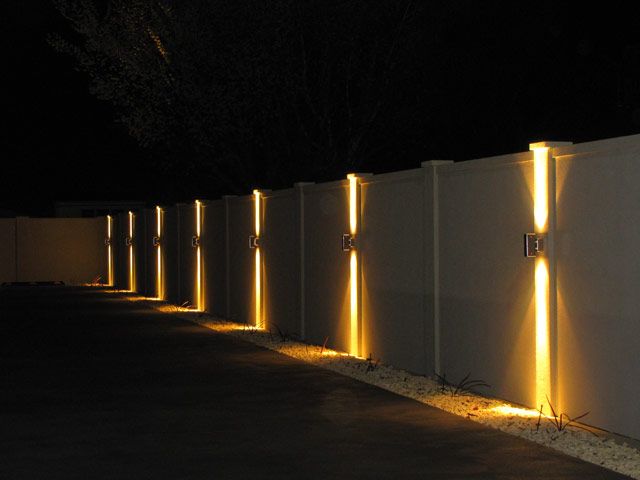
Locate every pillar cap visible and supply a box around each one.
[421,160,453,167]
[529,141,573,150]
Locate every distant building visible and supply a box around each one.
[54,201,147,218]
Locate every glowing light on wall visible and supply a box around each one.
[253,190,262,328]
[348,174,357,234]
[156,206,162,300]
[195,200,203,311]
[107,215,113,286]
[534,147,549,231]
[535,257,550,408]
[531,144,551,409]
[128,211,134,292]
[347,174,359,356]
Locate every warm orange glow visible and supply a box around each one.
[253,191,262,328]
[535,257,551,410]
[531,144,551,411]
[253,190,261,236]
[491,404,541,418]
[534,147,549,231]
[346,174,359,356]
[107,215,113,286]
[195,200,202,311]
[350,250,358,356]
[128,211,134,292]
[347,174,357,234]
[255,247,261,328]
[156,206,162,300]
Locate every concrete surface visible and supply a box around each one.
[0,287,630,479]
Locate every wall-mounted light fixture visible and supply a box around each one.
[342,233,355,251]
[524,233,545,257]
[155,206,162,300]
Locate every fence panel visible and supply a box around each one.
[555,136,640,439]
[114,213,129,290]
[16,217,106,285]
[438,153,535,407]
[262,188,299,336]
[303,180,351,352]
[178,203,198,308]
[227,196,255,324]
[163,206,181,304]
[202,200,226,317]
[0,219,17,283]
[360,169,432,373]
[133,211,147,294]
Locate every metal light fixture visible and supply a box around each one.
[524,233,545,257]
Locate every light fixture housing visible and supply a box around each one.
[524,233,545,257]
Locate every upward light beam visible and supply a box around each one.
[347,174,358,356]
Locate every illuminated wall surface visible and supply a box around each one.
[227,196,255,325]
[0,217,106,285]
[260,189,300,336]
[2,135,638,437]
[162,206,181,305]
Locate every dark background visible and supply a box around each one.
[3,2,640,216]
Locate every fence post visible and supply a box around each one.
[529,141,571,408]
[294,182,314,339]
[421,161,452,376]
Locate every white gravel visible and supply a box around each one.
[138,298,640,478]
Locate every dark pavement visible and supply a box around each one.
[0,287,630,479]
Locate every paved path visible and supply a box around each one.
[0,287,630,479]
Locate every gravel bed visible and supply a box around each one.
[142,300,640,478]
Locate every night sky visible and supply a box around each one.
[3,2,640,216]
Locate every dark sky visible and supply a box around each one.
[3,2,640,216]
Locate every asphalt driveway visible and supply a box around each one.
[0,287,630,479]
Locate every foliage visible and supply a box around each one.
[544,396,597,436]
[49,0,421,195]
[365,353,379,372]
[436,372,490,397]
[272,323,298,343]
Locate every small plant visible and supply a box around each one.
[319,336,329,356]
[365,353,379,372]
[545,395,597,436]
[273,324,298,343]
[435,372,490,397]
[535,404,543,432]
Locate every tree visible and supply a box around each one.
[51,0,420,196]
